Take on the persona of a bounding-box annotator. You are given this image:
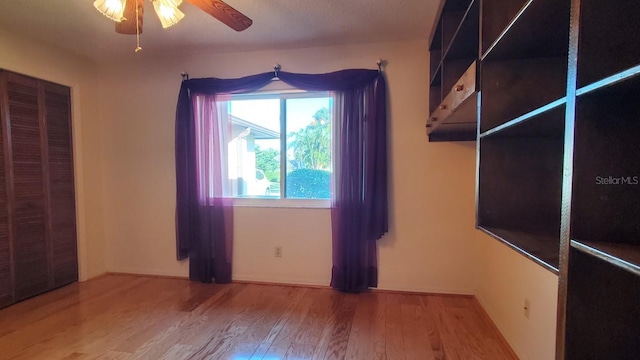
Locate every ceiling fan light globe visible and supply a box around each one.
[93,0,126,22]
[152,0,185,28]
[167,0,183,7]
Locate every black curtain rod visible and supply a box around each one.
[180,60,386,80]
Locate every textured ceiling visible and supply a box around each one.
[0,0,440,62]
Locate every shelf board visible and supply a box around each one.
[443,0,474,12]
[442,0,479,61]
[576,64,640,98]
[430,64,442,86]
[482,0,570,61]
[429,18,443,52]
[431,0,477,86]
[571,240,640,277]
[576,0,640,87]
[478,124,563,255]
[571,84,640,246]
[479,226,559,273]
[428,126,476,142]
[480,57,567,133]
[480,98,566,138]
[429,120,477,135]
[429,92,478,142]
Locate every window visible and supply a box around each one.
[221,91,333,203]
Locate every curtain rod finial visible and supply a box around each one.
[181,72,189,81]
[273,64,281,79]
[376,59,385,73]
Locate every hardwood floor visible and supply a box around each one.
[0,275,517,360]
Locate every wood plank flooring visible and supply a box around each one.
[0,275,517,360]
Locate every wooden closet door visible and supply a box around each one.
[6,73,50,301]
[0,73,12,308]
[44,82,77,287]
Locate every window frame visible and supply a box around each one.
[226,89,333,208]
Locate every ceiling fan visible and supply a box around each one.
[93,0,252,51]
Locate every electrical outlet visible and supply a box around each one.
[275,246,282,258]
[524,298,531,319]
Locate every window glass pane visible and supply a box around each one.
[227,99,281,198]
[285,97,333,199]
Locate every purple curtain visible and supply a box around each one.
[175,69,387,291]
[175,73,272,283]
[329,79,388,292]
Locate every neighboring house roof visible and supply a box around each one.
[230,115,280,140]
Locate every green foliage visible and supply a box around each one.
[286,169,331,199]
[313,107,330,122]
[256,106,332,198]
[288,107,331,170]
[255,146,280,182]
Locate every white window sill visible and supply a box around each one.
[232,197,330,209]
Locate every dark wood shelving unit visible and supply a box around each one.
[476,0,570,274]
[427,0,479,142]
[575,0,640,88]
[480,97,566,138]
[429,0,640,354]
[480,58,567,132]
[576,64,640,97]
[479,0,570,133]
[570,77,640,247]
[480,0,528,56]
[565,248,640,359]
[561,14,640,351]
[571,240,640,277]
[429,18,443,115]
[477,106,565,271]
[482,0,570,61]
[480,227,560,273]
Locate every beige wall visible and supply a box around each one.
[0,29,106,280]
[98,40,479,293]
[475,233,559,360]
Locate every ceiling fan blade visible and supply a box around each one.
[116,0,144,35]
[185,0,253,31]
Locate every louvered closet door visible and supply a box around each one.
[0,73,12,308]
[6,73,50,301]
[44,82,77,288]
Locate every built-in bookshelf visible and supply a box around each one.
[561,1,640,357]
[429,0,640,357]
[477,0,570,273]
[427,0,479,142]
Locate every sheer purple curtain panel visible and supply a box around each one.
[191,95,234,283]
[330,78,388,292]
[175,74,273,283]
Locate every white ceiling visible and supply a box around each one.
[0,0,440,63]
